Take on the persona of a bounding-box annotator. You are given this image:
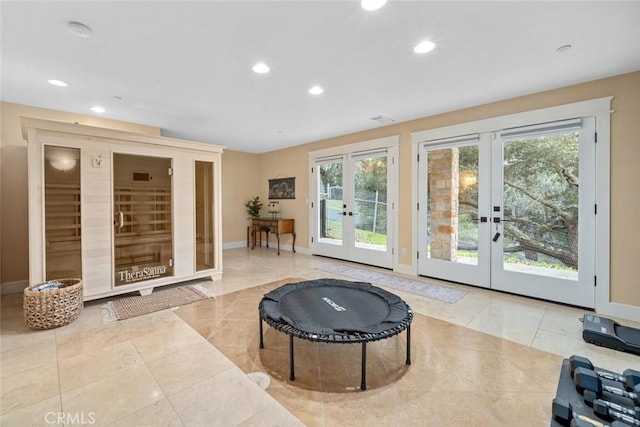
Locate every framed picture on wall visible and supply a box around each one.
[268,177,295,199]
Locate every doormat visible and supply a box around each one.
[101,284,215,321]
[315,264,467,304]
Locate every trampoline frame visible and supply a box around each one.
[258,279,413,390]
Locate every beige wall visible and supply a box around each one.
[246,71,640,306]
[221,150,261,243]
[2,71,639,307]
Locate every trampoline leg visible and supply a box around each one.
[289,335,295,381]
[259,316,264,349]
[361,343,367,391]
[406,325,411,365]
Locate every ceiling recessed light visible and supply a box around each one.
[414,40,436,54]
[556,44,572,53]
[361,0,387,11]
[91,106,106,113]
[308,86,324,95]
[48,79,68,87]
[252,63,270,74]
[68,21,92,38]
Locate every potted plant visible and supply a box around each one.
[245,196,263,219]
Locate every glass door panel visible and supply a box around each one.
[501,132,579,280]
[113,154,173,287]
[195,161,215,271]
[418,139,490,287]
[426,146,482,265]
[44,146,82,280]
[353,154,387,251]
[318,159,344,246]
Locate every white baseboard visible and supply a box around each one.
[596,301,640,324]
[223,241,247,250]
[1,280,28,295]
[222,241,310,255]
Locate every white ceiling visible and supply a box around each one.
[2,1,639,154]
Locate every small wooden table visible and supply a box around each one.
[249,218,296,255]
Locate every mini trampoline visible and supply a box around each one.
[258,278,413,390]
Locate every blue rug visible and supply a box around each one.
[315,264,467,304]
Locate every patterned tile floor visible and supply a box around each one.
[2,248,639,426]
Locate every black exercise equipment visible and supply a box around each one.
[258,278,412,390]
[569,418,628,427]
[574,367,640,404]
[552,357,640,427]
[553,398,628,427]
[569,355,640,391]
[584,390,640,416]
[582,314,640,356]
[593,398,640,425]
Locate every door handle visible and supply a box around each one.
[472,217,488,223]
[343,212,347,216]
[493,217,512,223]
[118,211,124,229]
[348,212,353,216]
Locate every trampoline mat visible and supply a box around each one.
[260,278,412,339]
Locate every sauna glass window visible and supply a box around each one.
[44,146,82,280]
[195,161,215,270]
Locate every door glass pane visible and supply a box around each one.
[353,154,387,251]
[426,145,479,265]
[114,154,173,286]
[502,131,579,280]
[318,160,343,244]
[44,146,82,280]
[195,161,214,271]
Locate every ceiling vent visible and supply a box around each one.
[370,116,395,125]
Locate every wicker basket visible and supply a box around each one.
[23,278,84,330]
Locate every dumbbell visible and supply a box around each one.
[583,389,640,418]
[574,367,640,404]
[553,398,606,426]
[570,418,629,427]
[553,398,630,427]
[569,355,640,391]
[593,399,640,426]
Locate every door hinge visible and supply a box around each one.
[169,258,174,267]
[417,153,420,162]
[168,167,173,176]
[417,202,419,211]
[594,132,598,143]
[417,251,419,259]
[594,275,597,287]
[311,167,314,173]
[594,204,597,215]
[311,237,314,243]
[311,202,314,208]
[392,248,394,255]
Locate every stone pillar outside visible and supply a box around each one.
[428,148,459,261]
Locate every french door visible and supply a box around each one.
[418,118,596,307]
[310,144,397,269]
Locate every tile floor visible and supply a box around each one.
[2,247,639,426]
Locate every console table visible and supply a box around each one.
[250,218,296,255]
